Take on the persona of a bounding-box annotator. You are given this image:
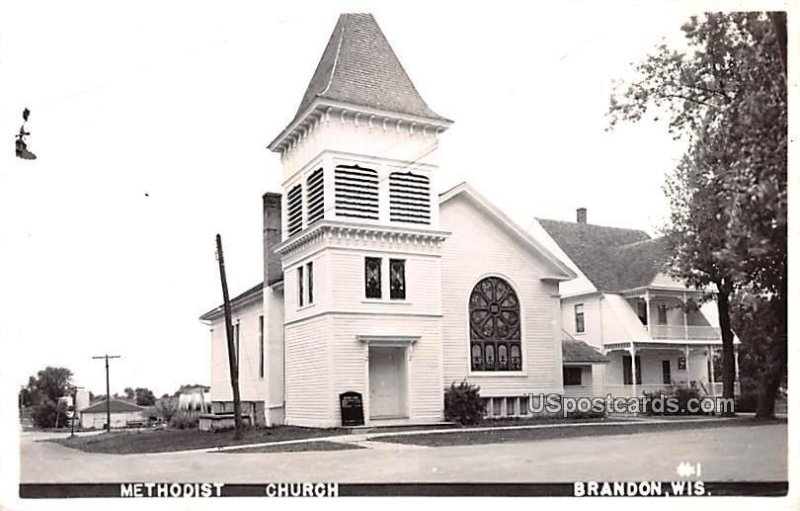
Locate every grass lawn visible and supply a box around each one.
[218,440,364,454]
[373,417,784,447]
[51,426,345,454]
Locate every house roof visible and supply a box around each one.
[441,183,577,281]
[536,218,669,292]
[289,13,449,126]
[199,282,265,321]
[562,338,610,364]
[80,399,145,414]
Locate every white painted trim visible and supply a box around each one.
[357,335,420,346]
[440,183,576,280]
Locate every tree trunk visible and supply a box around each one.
[756,294,787,419]
[715,279,735,416]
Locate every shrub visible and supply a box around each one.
[566,408,607,419]
[444,380,485,425]
[735,391,758,413]
[169,411,199,429]
[643,386,705,415]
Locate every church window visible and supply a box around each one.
[307,261,314,304]
[297,266,304,307]
[469,277,522,372]
[365,257,382,298]
[389,259,406,300]
[389,171,430,224]
[334,164,379,220]
[258,315,264,379]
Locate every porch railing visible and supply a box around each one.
[648,324,721,341]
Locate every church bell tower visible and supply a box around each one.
[268,13,452,428]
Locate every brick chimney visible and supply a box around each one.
[263,192,283,285]
[576,207,587,224]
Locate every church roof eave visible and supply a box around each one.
[267,98,452,153]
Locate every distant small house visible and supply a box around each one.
[177,389,211,414]
[79,399,146,429]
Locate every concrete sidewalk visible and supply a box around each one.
[20,422,788,483]
[208,416,745,455]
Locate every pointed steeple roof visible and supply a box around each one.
[294,13,448,123]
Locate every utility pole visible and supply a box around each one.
[216,234,242,439]
[92,354,121,432]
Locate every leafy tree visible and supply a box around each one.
[155,397,178,423]
[134,387,156,406]
[608,12,786,416]
[124,387,135,400]
[21,367,74,428]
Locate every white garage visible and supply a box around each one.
[79,399,146,429]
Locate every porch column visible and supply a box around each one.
[734,345,740,392]
[708,347,716,397]
[684,344,691,385]
[683,292,689,341]
[644,291,651,332]
[629,342,638,398]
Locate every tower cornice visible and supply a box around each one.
[268,100,452,156]
[274,219,451,259]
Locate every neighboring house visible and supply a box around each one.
[530,208,740,399]
[199,13,586,427]
[79,399,146,429]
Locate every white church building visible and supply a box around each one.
[200,13,731,428]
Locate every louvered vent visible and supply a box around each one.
[306,168,324,225]
[334,165,379,220]
[287,184,303,236]
[389,171,431,224]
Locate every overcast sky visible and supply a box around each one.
[1,0,776,397]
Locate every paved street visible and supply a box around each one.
[20,423,787,483]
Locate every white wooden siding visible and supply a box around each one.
[209,298,267,404]
[440,196,563,397]
[284,315,332,427]
[265,285,285,421]
[330,315,444,424]
[561,295,603,349]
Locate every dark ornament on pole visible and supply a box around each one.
[16,108,37,160]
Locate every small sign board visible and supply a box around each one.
[339,391,364,427]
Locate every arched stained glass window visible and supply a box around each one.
[469,277,521,371]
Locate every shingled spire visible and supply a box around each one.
[269,13,451,152]
[294,13,448,123]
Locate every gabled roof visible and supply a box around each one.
[562,338,610,364]
[80,399,145,414]
[537,218,669,292]
[199,282,264,321]
[290,13,449,125]
[440,183,576,281]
